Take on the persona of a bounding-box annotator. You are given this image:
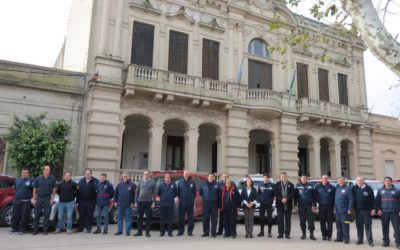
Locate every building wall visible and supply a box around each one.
[59,0,374,183]
[370,114,400,180]
[0,60,86,177]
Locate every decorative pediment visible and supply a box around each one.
[381,149,397,155]
[130,0,162,15]
[166,6,196,24]
[199,15,225,32]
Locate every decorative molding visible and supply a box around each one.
[129,0,162,15]
[166,6,196,24]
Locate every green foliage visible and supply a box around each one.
[5,114,71,177]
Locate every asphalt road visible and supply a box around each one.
[0,216,392,250]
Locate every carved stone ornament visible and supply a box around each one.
[129,0,162,15]
[166,5,196,24]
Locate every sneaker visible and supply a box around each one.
[53,229,61,234]
[86,230,91,233]
[18,232,25,235]
[114,232,122,236]
[368,243,374,247]
[134,232,142,237]
[103,231,108,235]
[9,229,18,234]
[32,230,38,235]
[66,230,72,234]
[93,229,101,234]
[257,232,264,237]
[146,232,151,237]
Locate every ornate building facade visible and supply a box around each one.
[55,0,373,182]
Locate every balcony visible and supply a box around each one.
[124,64,367,123]
[296,98,368,123]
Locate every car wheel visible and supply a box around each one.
[0,205,13,227]
[109,207,117,224]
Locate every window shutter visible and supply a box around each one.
[248,60,272,89]
[168,31,188,74]
[338,73,348,105]
[318,68,329,101]
[131,22,154,67]
[296,63,309,98]
[202,39,219,80]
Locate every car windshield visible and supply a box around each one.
[152,176,181,188]
[367,182,383,190]
[237,180,264,190]
[394,183,400,189]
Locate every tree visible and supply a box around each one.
[274,0,400,76]
[5,114,71,177]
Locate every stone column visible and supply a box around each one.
[329,142,342,178]
[216,131,224,173]
[112,0,124,58]
[227,22,234,82]
[148,124,164,171]
[184,128,199,172]
[309,140,321,178]
[98,0,110,55]
[270,136,279,178]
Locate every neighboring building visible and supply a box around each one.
[370,113,400,180]
[54,0,373,182]
[0,60,86,176]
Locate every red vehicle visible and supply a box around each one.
[132,171,208,225]
[0,175,16,227]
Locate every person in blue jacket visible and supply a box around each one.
[352,176,376,246]
[10,169,33,235]
[376,176,400,248]
[241,177,258,238]
[218,179,241,239]
[157,173,177,237]
[114,172,136,236]
[94,173,114,234]
[314,175,335,241]
[199,172,220,238]
[294,175,316,240]
[177,171,196,236]
[334,176,354,244]
[256,173,275,238]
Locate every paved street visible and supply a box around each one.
[0,216,392,250]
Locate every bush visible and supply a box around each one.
[5,114,71,177]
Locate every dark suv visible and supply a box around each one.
[0,175,16,226]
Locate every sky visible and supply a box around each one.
[0,0,399,117]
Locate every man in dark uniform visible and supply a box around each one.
[200,172,220,238]
[314,175,335,241]
[274,171,295,239]
[77,169,98,233]
[114,172,136,236]
[94,173,114,234]
[157,173,177,237]
[294,175,316,240]
[177,171,196,236]
[334,176,354,244]
[376,176,400,248]
[31,165,57,235]
[10,169,33,235]
[352,176,375,246]
[257,173,275,238]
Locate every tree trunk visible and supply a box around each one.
[341,0,400,76]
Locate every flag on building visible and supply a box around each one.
[289,69,296,97]
[235,58,244,84]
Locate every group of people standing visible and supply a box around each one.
[9,166,400,249]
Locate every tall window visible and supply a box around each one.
[202,39,219,80]
[318,68,329,102]
[248,38,269,58]
[168,31,188,74]
[248,60,272,89]
[296,63,309,98]
[131,22,154,67]
[338,73,348,105]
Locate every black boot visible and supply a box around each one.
[310,230,316,241]
[268,226,272,237]
[258,226,264,237]
[301,230,306,240]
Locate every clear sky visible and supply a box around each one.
[0,0,398,117]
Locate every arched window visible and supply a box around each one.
[247,38,272,89]
[248,38,269,58]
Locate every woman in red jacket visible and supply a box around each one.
[219,180,241,238]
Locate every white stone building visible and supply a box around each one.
[56,0,373,182]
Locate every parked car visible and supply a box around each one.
[236,174,277,223]
[132,171,208,225]
[1,175,117,228]
[0,175,16,227]
[393,180,400,189]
